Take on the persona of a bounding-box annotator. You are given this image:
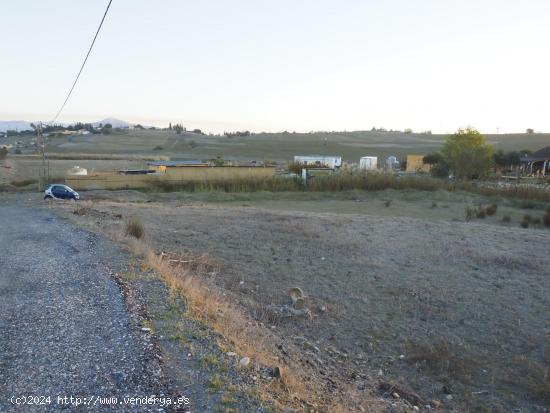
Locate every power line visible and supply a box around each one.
[50,0,113,123]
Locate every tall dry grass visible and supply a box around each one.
[145,173,550,203]
[147,173,444,194]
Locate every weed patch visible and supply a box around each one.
[406,340,480,382]
[125,217,144,239]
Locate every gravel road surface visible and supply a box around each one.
[0,206,175,412]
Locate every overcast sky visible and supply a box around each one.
[1,0,549,133]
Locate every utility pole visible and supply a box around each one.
[37,122,49,190]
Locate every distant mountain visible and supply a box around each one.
[92,118,129,128]
[0,120,33,132]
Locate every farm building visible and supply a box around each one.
[359,156,378,170]
[521,146,550,177]
[406,154,431,173]
[294,155,342,169]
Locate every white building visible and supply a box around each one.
[294,155,342,169]
[359,156,378,170]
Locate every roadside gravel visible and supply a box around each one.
[0,206,180,412]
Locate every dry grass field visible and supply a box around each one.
[55,189,550,412]
[9,129,550,164]
[2,129,548,189]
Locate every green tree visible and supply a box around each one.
[423,152,443,165]
[494,150,521,168]
[441,127,493,179]
[422,152,450,178]
[493,149,507,168]
[101,123,113,134]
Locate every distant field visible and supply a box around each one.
[2,129,549,185]
[42,130,550,164]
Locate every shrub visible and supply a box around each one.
[465,206,475,221]
[14,148,22,154]
[532,217,542,227]
[125,217,144,239]
[502,215,511,223]
[520,219,529,228]
[0,147,7,160]
[543,211,550,227]
[405,340,480,380]
[287,162,307,174]
[465,205,487,220]
[485,204,498,216]
[73,205,90,215]
[430,161,450,178]
[153,145,163,150]
[520,201,537,210]
[10,179,37,187]
[521,214,532,228]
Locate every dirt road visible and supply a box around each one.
[0,206,177,412]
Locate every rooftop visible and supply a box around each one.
[147,160,208,167]
[521,146,550,162]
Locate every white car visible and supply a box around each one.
[44,184,80,201]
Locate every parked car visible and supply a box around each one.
[44,184,80,200]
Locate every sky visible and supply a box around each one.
[1,0,550,134]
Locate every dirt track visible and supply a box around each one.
[0,205,175,412]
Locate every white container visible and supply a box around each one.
[359,156,378,170]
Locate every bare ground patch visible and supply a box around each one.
[56,195,550,412]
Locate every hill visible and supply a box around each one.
[92,118,129,128]
[0,121,33,132]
